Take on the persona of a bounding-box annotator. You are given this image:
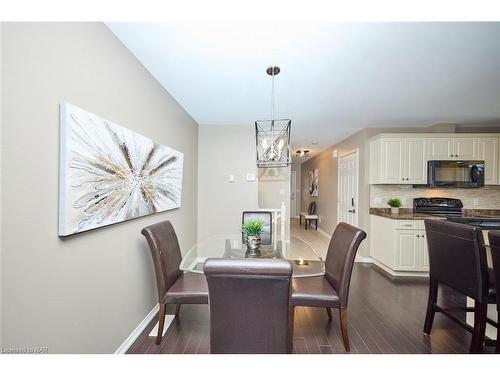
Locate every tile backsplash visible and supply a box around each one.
[370,185,500,209]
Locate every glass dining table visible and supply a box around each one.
[180,234,325,278]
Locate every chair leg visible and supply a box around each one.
[470,301,487,353]
[339,308,350,352]
[326,308,332,321]
[156,303,166,345]
[175,303,181,316]
[423,278,438,335]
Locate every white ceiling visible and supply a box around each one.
[107,22,500,162]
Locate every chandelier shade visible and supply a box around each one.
[255,65,292,168]
[255,119,291,168]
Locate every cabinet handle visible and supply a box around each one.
[406,178,409,180]
[416,234,420,238]
[455,154,458,157]
[450,154,453,157]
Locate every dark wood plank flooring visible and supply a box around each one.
[127,264,495,354]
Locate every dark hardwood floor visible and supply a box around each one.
[127,264,494,354]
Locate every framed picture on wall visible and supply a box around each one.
[58,102,184,236]
[308,168,319,197]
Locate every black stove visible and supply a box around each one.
[413,197,500,230]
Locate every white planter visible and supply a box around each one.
[390,207,400,214]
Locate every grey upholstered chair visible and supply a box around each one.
[203,258,294,353]
[291,222,366,352]
[424,220,496,353]
[141,220,208,345]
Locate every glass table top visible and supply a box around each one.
[180,234,325,278]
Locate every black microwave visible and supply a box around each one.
[427,160,485,188]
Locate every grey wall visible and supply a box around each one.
[197,125,258,239]
[1,23,199,353]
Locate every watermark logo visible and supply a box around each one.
[1,346,48,354]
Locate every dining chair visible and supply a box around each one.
[424,220,496,353]
[487,230,500,353]
[141,220,208,345]
[291,222,367,352]
[299,201,318,230]
[203,258,294,354]
[242,211,272,245]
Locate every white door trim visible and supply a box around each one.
[337,148,360,227]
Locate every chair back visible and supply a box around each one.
[308,201,317,215]
[242,211,272,245]
[141,221,183,304]
[203,258,293,354]
[487,230,500,308]
[425,220,489,302]
[324,222,366,307]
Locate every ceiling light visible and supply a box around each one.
[255,66,291,168]
[296,149,310,158]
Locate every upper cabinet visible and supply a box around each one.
[427,138,454,160]
[371,137,426,184]
[369,134,499,185]
[478,137,499,185]
[427,137,477,159]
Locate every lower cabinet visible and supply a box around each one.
[394,230,428,272]
[370,215,429,276]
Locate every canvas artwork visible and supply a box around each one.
[308,168,319,197]
[58,102,184,236]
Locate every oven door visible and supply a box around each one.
[428,161,485,188]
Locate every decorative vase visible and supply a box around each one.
[390,207,400,214]
[245,234,262,251]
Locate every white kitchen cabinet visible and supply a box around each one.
[427,138,454,160]
[395,230,419,270]
[405,138,427,184]
[380,138,404,183]
[370,215,430,276]
[478,137,499,185]
[371,137,426,184]
[427,137,478,160]
[454,138,478,159]
[419,232,429,271]
[370,134,499,186]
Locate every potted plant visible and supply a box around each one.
[387,198,402,214]
[242,219,264,251]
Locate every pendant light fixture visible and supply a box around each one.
[255,66,291,168]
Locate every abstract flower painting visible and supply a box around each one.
[58,102,183,236]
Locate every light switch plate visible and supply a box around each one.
[228,174,235,183]
[246,173,256,182]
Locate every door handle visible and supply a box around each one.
[351,197,355,207]
[348,209,356,213]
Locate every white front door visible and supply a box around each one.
[338,150,359,226]
[290,170,297,218]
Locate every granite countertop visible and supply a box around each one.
[369,208,444,220]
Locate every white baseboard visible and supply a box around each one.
[355,255,373,263]
[115,303,159,354]
[371,258,429,278]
